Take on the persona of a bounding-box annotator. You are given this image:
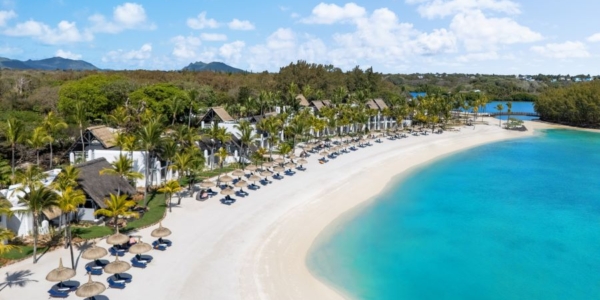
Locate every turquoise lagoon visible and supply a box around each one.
[308,129,600,300]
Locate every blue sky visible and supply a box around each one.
[0,0,599,74]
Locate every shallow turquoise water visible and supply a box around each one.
[308,129,600,300]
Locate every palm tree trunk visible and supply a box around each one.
[168,194,172,213]
[49,142,54,169]
[11,144,15,178]
[68,224,75,268]
[36,149,40,166]
[80,126,85,162]
[188,106,192,129]
[32,215,38,264]
[143,150,149,206]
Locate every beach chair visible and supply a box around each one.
[48,288,69,298]
[85,264,103,275]
[158,238,172,247]
[152,241,167,251]
[137,253,154,261]
[107,277,126,289]
[109,246,125,256]
[114,273,132,283]
[56,281,80,291]
[131,258,147,268]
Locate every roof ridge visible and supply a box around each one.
[74,157,107,168]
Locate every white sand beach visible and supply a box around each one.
[1,119,540,300]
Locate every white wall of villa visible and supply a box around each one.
[69,149,162,188]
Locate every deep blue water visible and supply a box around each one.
[308,129,600,300]
[483,101,537,121]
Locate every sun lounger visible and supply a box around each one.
[85,264,103,275]
[152,241,167,251]
[296,166,307,171]
[109,247,125,256]
[114,273,132,283]
[131,258,147,268]
[48,288,69,298]
[107,277,126,289]
[158,238,172,246]
[136,254,154,262]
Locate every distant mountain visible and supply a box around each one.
[183,61,245,73]
[0,57,99,70]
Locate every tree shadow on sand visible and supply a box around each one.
[0,270,38,292]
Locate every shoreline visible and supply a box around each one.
[0,119,570,300]
[240,118,542,299]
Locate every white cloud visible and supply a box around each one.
[102,43,152,66]
[301,2,366,24]
[228,19,255,30]
[407,0,521,19]
[456,51,500,62]
[449,10,542,52]
[266,28,295,49]
[3,20,93,44]
[0,10,16,26]
[187,12,219,29]
[219,41,245,62]
[201,33,227,41]
[0,44,20,55]
[531,41,590,59]
[171,35,202,60]
[55,49,82,60]
[290,13,300,19]
[587,33,600,43]
[89,2,153,33]
[412,29,457,55]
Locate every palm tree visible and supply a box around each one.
[27,127,51,166]
[99,154,143,195]
[5,118,25,178]
[137,116,164,206]
[159,138,178,182]
[42,112,68,169]
[506,102,513,128]
[234,120,256,164]
[216,147,229,177]
[18,186,59,263]
[496,104,504,127]
[16,165,47,190]
[74,101,88,162]
[52,165,80,191]
[0,158,11,189]
[158,180,182,213]
[251,147,267,167]
[0,198,17,256]
[94,194,139,231]
[170,151,192,183]
[56,186,85,268]
[204,122,231,169]
[105,106,131,129]
[277,143,292,158]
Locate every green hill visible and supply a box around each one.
[183,61,245,73]
[0,57,99,70]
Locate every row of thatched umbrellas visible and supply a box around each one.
[46,223,172,299]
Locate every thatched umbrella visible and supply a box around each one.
[284,162,296,169]
[297,159,308,165]
[219,175,234,183]
[288,153,297,159]
[151,222,172,238]
[81,241,108,261]
[231,169,245,177]
[128,238,152,254]
[245,165,258,172]
[319,151,329,156]
[262,162,273,168]
[46,258,76,283]
[274,157,285,164]
[273,166,285,173]
[260,170,273,177]
[234,180,248,188]
[200,180,216,188]
[220,188,235,196]
[104,256,130,275]
[248,174,262,183]
[76,274,106,299]
[106,228,128,246]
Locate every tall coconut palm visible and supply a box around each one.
[496,104,504,127]
[105,106,131,129]
[186,147,205,191]
[99,154,143,195]
[56,186,85,268]
[74,101,88,162]
[159,138,178,181]
[0,197,17,256]
[506,102,513,128]
[251,147,267,167]
[137,116,164,206]
[0,157,11,189]
[5,118,25,179]
[94,194,139,231]
[216,147,229,177]
[27,127,51,166]
[18,186,59,263]
[158,180,182,213]
[234,120,256,164]
[52,165,80,191]
[16,165,47,190]
[169,151,192,183]
[42,111,68,169]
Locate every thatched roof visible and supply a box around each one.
[87,126,117,148]
[199,107,234,123]
[75,158,136,208]
[322,100,332,107]
[42,206,62,220]
[249,112,276,123]
[296,94,310,107]
[311,100,324,111]
[374,99,388,110]
[366,99,379,110]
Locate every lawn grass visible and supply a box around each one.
[179,165,240,186]
[0,245,49,266]
[71,226,113,240]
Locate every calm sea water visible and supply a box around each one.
[483,101,537,121]
[308,129,600,300]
